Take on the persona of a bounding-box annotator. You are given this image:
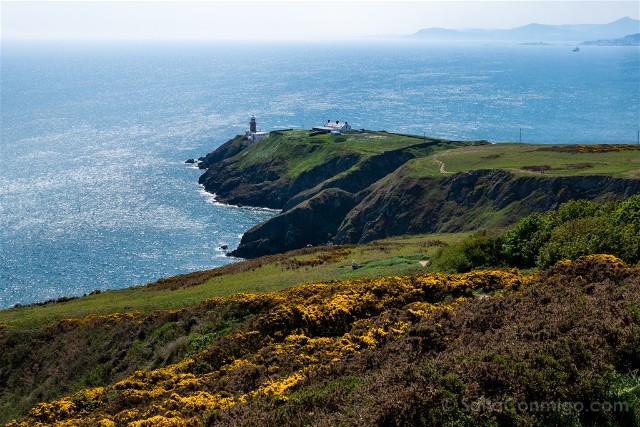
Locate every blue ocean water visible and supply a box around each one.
[1,41,639,308]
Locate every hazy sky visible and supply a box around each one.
[2,1,639,41]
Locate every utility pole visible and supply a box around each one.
[519,128,522,143]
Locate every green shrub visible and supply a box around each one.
[537,217,612,268]
[434,231,503,273]
[555,199,602,224]
[537,211,639,269]
[503,196,640,269]
[502,213,551,268]
[612,195,640,233]
[608,371,640,427]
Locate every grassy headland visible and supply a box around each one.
[233,130,455,179]
[198,130,640,258]
[411,143,640,178]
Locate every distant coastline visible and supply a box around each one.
[518,41,554,46]
[581,33,640,46]
[408,17,639,42]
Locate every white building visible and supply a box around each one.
[312,120,352,133]
[246,115,268,142]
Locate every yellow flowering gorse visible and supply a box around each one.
[8,268,541,426]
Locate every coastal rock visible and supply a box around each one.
[199,140,360,209]
[335,169,640,244]
[230,188,356,258]
[198,135,252,169]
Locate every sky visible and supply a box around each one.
[1,1,639,41]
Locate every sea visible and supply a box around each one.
[1,40,639,309]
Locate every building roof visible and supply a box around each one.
[312,121,350,132]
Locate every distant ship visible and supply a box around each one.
[573,46,580,52]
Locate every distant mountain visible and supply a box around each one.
[581,33,640,46]
[410,17,640,42]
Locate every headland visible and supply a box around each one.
[197,128,640,258]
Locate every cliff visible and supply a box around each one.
[198,131,640,258]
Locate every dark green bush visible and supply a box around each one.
[537,216,638,268]
[502,195,640,269]
[554,198,602,224]
[501,213,551,268]
[434,231,503,273]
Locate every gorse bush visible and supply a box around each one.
[6,255,639,427]
[5,269,536,426]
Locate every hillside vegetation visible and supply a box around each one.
[434,195,640,272]
[3,255,640,426]
[1,128,639,425]
[0,233,468,330]
[1,196,640,426]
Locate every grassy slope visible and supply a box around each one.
[234,131,639,180]
[233,130,453,179]
[0,232,470,330]
[408,143,640,178]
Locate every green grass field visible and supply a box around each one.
[245,131,639,180]
[235,130,452,179]
[408,143,640,178]
[0,232,470,330]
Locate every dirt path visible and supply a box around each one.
[434,157,452,174]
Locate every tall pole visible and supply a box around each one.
[519,128,522,143]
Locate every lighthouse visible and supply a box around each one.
[246,115,267,143]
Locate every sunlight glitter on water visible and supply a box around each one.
[1,41,637,307]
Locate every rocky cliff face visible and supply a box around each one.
[231,169,640,257]
[199,136,361,209]
[199,135,640,258]
[231,188,356,258]
[335,168,640,244]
